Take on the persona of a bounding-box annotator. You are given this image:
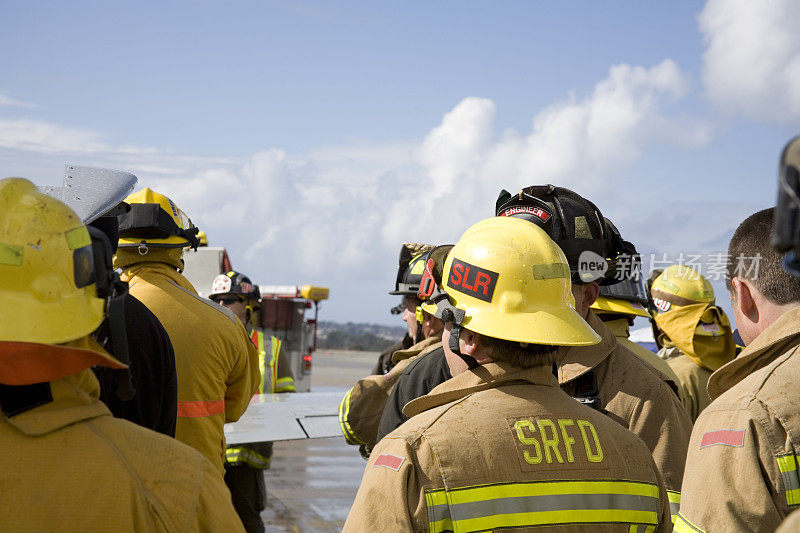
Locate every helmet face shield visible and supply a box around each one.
[599,276,648,305]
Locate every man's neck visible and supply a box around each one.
[753,300,800,339]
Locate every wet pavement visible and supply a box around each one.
[261,350,377,532]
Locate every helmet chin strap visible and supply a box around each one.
[442,309,479,370]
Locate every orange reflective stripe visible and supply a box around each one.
[176,399,225,417]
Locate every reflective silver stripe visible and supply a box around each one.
[667,490,681,521]
[425,480,660,531]
[777,453,800,506]
[447,493,658,522]
[427,501,450,524]
[778,454,800,492]
[674,513,707,533]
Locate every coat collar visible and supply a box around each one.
[391,335,442,364]
[3,370,110,437]
[708,305,800,399]
[403,362,558,418]
[603,317,630,339]
[557,311,617,384]
[121,260,198,293]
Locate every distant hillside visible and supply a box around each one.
[317,321,407,352]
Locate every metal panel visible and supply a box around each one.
[37,165,138,223]
[182,247,226,297]
[224,391,342,444]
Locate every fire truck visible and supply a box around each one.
[182,245,328,393]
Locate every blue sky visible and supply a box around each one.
[1,0,798,325]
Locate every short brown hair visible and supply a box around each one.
[727,208,800,304]
[480,335,559,369]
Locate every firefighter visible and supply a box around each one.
[0,178,244,531]
[338,245,446,457]
[209,270,294,533]
[496,185,692,520]
[675,211,800,528]
[113,188,260,474]
[88,213,178,437]
[589,274,681,387]
[649,265,735,422]
[343,216,672,531]
[373,242,435,375]
[370,301,412,376]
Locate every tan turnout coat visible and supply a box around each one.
[338,336,441,452]
[0,370,244,532]
[676,306,800,533]
[343,362,672,532]
[557,312,692,517]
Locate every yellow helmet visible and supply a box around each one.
[197,230,208,247]
[118,187,199,250]
[650,264,714,313]
[421,217,600,346]
[0,178,105,344]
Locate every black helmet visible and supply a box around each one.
[209,270,260,303]
[388,243,433,296]
[495,185,638,285]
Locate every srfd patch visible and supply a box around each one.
[447,258,499,303]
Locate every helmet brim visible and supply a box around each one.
[591,296,651,318]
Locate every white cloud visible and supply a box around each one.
[0,59,712,322]
[384,60,710,247]
[699,0,800,121]
[0,92,38,108]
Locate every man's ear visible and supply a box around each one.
[579,281,600,318]
[583,282,600,310]
[459,328,481,356]
[732,277,756,318]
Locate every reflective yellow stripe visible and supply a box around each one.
[458,510,657,532]
[667,490,680,523]
[424,480,660,532]
[225,447,272,469]
[338,387,366,445]
[777,452,800,506]
[443,480,659,504]
[426,490,454,533]
[270,336,281,394]
[276,376,296,393]
[628,525,655,533]
[674,513,706,533]
[253,331,267,394]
